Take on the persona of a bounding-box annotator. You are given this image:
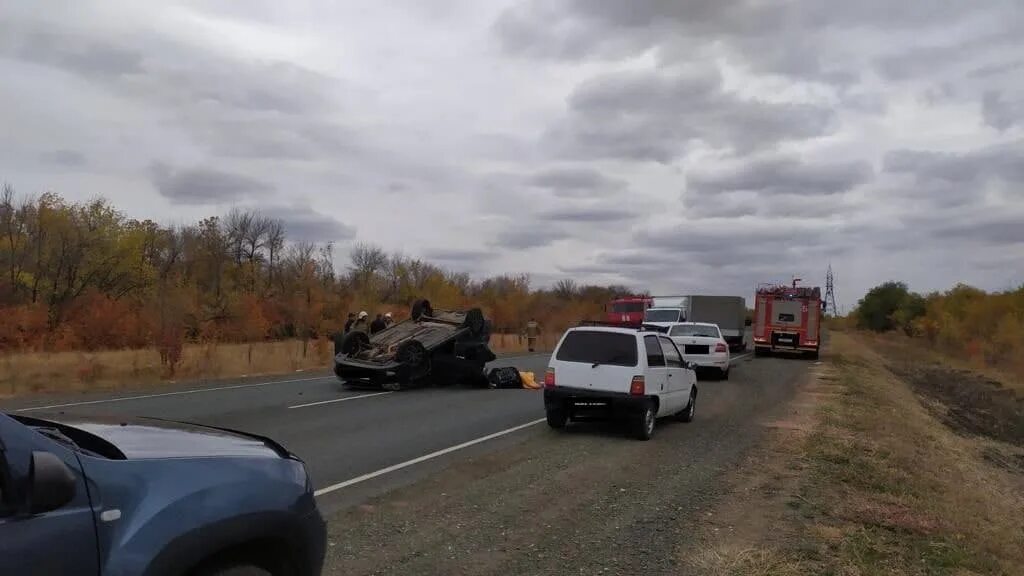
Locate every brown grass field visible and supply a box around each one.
[0,333,561,397]
[690,332,1024,575]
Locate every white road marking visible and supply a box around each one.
[288,391,393,409]
[15,375,335,412]
[731,353,753,363]
[314,418,546,497]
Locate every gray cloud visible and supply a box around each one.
[884,143,1024,184]
[2,24,144,78]
[688,157,873,196]
[149,163,273,204]
[421,248,496,265]
[981,91,1022,131]
[272,205,355,243]
[0,15,360,164]
[527,167,626,198]
[537,205,637,223]
[904,207,1024,246]
[545,69,835,161]
[684,192,848,219]
[38,149,87,168]
[495,0,1023,90]
[491,226,569,250]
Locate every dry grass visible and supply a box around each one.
[799,333,1024,574]
[0,333,560,397]
[689,547,808,576]
[690,332,1024,575]
[858,330,1024,395]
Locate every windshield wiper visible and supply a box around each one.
[34,426,102,457]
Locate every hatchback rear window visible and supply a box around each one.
[556,331,638,367]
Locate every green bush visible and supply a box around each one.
[855,281,925,333]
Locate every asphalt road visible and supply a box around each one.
[1,353,554,513]
[324,350,814,575]
[2,341,815,574]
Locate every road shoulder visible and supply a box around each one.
[686,332,1024,575]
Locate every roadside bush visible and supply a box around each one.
[855,281,925,333]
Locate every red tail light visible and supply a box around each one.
[715,342,728,353]
[630,375,645,396]
[544,368,556,389]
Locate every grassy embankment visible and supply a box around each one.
[692,331,1024,575]
[0,332,561,396]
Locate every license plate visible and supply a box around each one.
[574,401,608,408]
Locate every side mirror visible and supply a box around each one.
[29,451,76,514]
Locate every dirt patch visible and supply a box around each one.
[887,363,1024,446]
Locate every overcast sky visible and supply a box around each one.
[2,0,1022,308]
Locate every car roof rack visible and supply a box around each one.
[576,320,670,333]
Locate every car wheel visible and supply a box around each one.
[634,401,656,440]
[411,299,433,321]
[396,340,431,383]
[754,347,768,357]
[721,367,729,381]
[808,349,820,360]
[339,331,370,356]
[546,407,568,429]
[677,390,697,423]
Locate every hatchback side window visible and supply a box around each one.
[644,335,665,367]
[659,338,683,368]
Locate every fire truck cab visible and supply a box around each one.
[753,280,823,359]
[605,296,652,327]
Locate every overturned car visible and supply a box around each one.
[334,300,496,390]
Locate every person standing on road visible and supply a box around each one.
[384,312,394,327]
[370,313,387,334]
[352,311,370,334]
[343,312,356,335]
[525,317,541,352]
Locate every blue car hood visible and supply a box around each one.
[30,413,283,459]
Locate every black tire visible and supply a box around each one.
[461,308,486,338]
[677,389,697,423]
[754,347,768,357]
[198,563,272,576]
[634,401,656,440]
[411,299,433,321]
[721,367,730,381]
[546,407,568,429]
[807,349,820,360]
[396,340,428,367]
[339,331,370,356]
[396,340,431,384]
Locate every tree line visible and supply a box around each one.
[0,186,633,362]
[854,280,1024,369]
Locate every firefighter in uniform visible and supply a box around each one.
[525,318,541,352]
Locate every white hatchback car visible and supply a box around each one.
[668,322,731,380]
[544,325,698,440]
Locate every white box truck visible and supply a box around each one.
[644,295,747,352]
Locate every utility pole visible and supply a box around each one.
[825,264,839,317]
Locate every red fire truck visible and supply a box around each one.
[753,279,823,359]
[605,295,652,327]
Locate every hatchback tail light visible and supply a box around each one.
[715,342,728,353]
[630,375,645,396]
[544,368,556,389]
